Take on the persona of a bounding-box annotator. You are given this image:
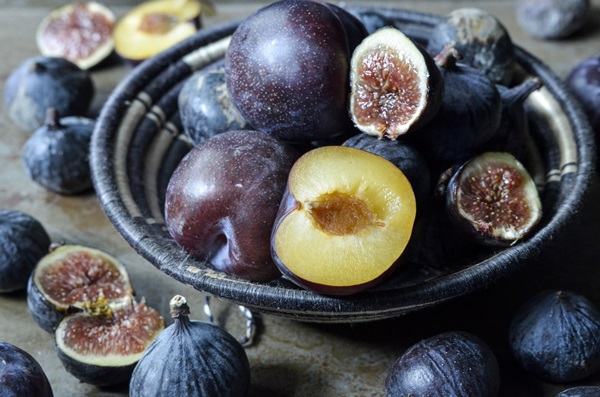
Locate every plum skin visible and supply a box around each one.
[165,130,299,282]
[225,0,353,142]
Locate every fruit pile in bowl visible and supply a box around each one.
[90,1,595,322]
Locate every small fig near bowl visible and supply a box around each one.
[55,297,164,387]
[22,108,95,195]
[516,0,590,40]
[129,295,251,397]
[36,1,116,70]
[27,244,135,333]
[178,59,251,146]
[426,7,516,85]
[509,290,600,383]
[349,26,443,140]
[0,209,51,293]
[445,152,542,247]
[3,56,94,132]
[386,331,500,397]
[556,387,600,397]
[0,341,54,397]
[566,54,600,148]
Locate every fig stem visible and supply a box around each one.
[501,77,543,107]
[44,108,62,130]
[434,44,462,69]
[170,295,191,319]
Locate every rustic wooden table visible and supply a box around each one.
[1,1,600,396]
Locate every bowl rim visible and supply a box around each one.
[90,6,596,322]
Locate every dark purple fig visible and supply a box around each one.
[342,133,432,207]
[225,0,354,142]
[22,108,95,195]
[566,55,600,145]
[3,56,94,132]
[484,77,543,160]
[129,295,251,397]
[0,341,54,397]
[55,297,164,387]
[178,59,251,146]
[516,0,590,40]
[509,290,600,383]
[349,26,443,140]
[0,209,51,293]
[426,7,516,85]
[556,387,600,397]
[445,152,542,247]
[386,331,500,397]
[165,130,299,282]
[323,3,368,53]
[27,244,135,333]
[417,47,502,165]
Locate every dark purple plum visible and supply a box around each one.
[165,130,299,282]
[225,0,354,142]
[386,331,500,397]
[178,59,251,146]
[0,341,54,397]
[0,209,51,293]
[509,290,600,383]
[566,55,600,144]
[556,387,600,397]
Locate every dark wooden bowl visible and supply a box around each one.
[90,7,595,323]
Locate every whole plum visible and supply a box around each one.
[0,341,54,397]
[165,130,299,282]
[225,0,354,142]
[509,290,600,383]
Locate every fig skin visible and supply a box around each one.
[566,55,600,146]
[178,59,251,146]
[3,56,94,132]
[323,2,368,54]
[129,295,251,397]
[225,0,354,142]
[0,209,51,293]
[417,47,502,166]
[0,341,54,397]
[445,152,542,247]
[165,130,299,282]
[516,0,590,40]
[556,386,600,397]
[509,290,600,383]
[386,331,500,397]
[484,77,543,160]
[22,108,95,195]
[342,133,432,208]
[426,7,516,85]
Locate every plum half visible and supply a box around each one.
[271,146,416,295]
[165,130,299,282]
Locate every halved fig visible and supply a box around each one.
[27,244,134,333]
[113,0,203,64]
[55,297,164,387]
[349,26,443,140]
[36,2,116,70]
[445,152,542,246]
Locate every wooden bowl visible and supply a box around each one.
[90,6,595,323]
